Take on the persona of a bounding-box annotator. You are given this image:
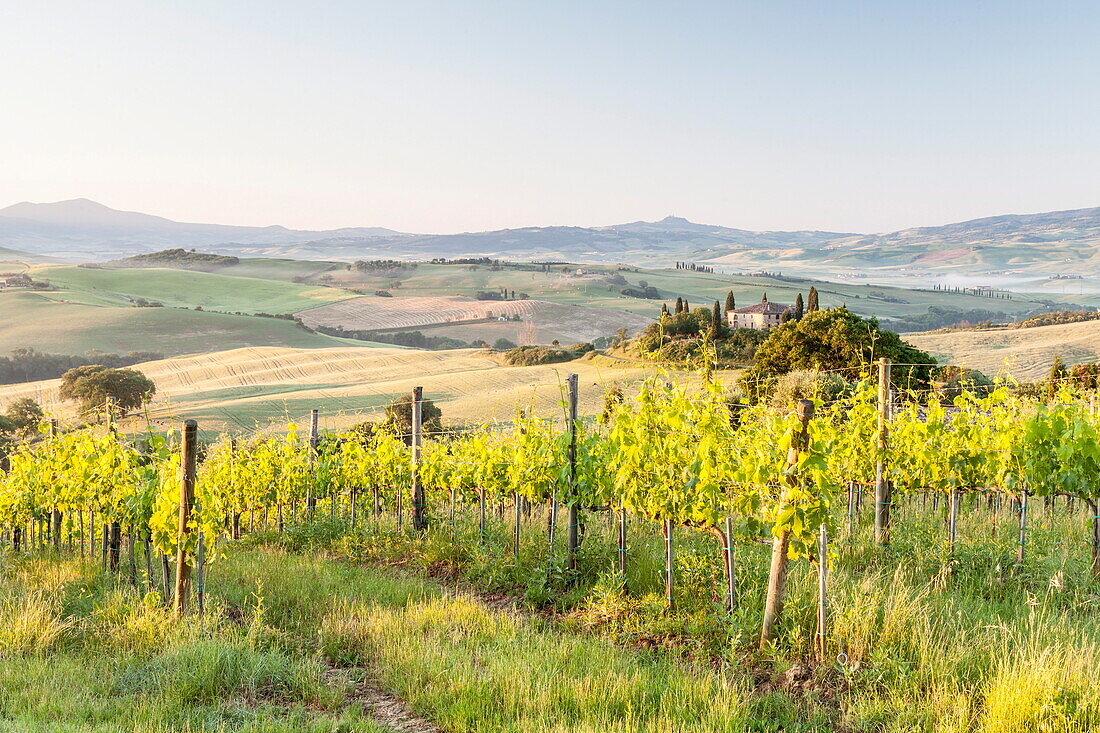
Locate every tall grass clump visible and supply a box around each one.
[319,594,753,732]
[0,591,72,655]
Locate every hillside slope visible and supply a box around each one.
[0,291,367,357]
[908,320,1100,380]
[0,346,696,433]
[8,199,1100,283]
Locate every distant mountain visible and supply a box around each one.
[0,199,407,259]
[4,198,1100,278]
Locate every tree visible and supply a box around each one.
[4,397,44,437]
[379,394,443,443]
[724,291,735,316]
[493,338,517,350]
[807,286,819,313]
[675,297,684,314]
[740,307,935,399]
[1047,355,1068,401]
[660,302,670,317]
[58,366,156,418]
[710,300,723,338]
[794,293,805,320]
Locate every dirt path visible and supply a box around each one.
[324,667,444,733]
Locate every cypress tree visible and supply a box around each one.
[711,300,722,337]
[807,286,819,313]
[794,293,805,320]
[675,297,684,314]
[661,302,669,317]
[724,290,735,315]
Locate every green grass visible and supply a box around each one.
[0,542,756,731]
[0,291,368,357]
[7,487,1100,731]
[254,491,1100,732]
[30,265,357,314]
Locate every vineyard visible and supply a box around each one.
[2,358,1100,638]
[2,363,1100,726]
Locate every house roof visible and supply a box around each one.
[733,301,790,315]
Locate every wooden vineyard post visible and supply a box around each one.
[846,482,856,537]
[196,516,206,616]
[478,489,487,541]
[618,505,628,586]
[127,529,137,586]
[1088,499,1100,577]
[108,522,122,571]
[719,515,737,611]
[547,495,558,551]
[173,419,198,614]
[513,491,522,555]
[143,531,154,591]
[663,518,675,612]
[411,386,426,531]
[761,399,814,650]
[51,509,62,550]
[162,555,172,602]
[307,409,319,518]
[565,374,581,578]
[1016,489,1028,564]
[948,489,960,555]
[875,358,892,546]
[816,522,828,662]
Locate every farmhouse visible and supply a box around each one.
[727,293,791,330]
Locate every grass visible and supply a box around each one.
[29,265,358,314]
[7,492,1100,730]
[0,344,702,433]
[907,319,1100,380]
[0,291,365,358]
[0,543,753,731]
[253,490,1100,732]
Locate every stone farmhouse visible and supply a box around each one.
[727,293,791,330]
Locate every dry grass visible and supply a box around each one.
[0,346,725,433]
[907,319,1100,380]
[297,295,553,331]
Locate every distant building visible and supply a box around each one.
[727,293,790,330]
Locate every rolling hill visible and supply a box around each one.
[907,320,1100,381]
[0,291,371,357]
[0,346,698,434]
[0,253,1076,361]
[6,200,1100,289]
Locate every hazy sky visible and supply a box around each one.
[3,1,1098,234]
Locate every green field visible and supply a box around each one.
[201,256,343,283]
[0,254,1082,361]
[0,291,364,356]
[30,265,358,314]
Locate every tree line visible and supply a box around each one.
[0,348,163,386]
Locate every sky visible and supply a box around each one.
[2,0,1099,235]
